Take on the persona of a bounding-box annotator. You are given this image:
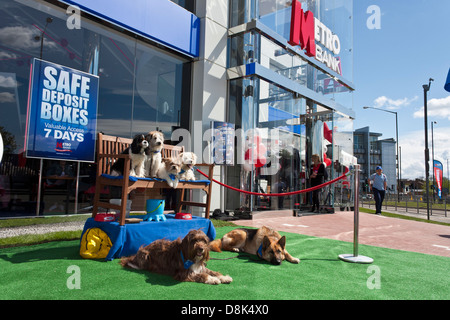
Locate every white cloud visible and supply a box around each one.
[373,95,418,110]
[0,92,15,103]
[0,26,57,51]
[0,75,17,88]
[399,127,450,179]
[413,95,450,120]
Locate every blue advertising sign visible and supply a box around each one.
[25,58,98,162]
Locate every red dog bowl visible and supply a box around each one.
[175,212,192,220]
[94,213,116,222]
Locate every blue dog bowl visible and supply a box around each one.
[144,199,166,222]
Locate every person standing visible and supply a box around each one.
[369,166,387,215]
[310,154,326,213]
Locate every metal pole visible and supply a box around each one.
[353,165,360,257]
[339,165,373,264]
[36,159,43,216]
[423,81,432,220]
[74,162,80,214]
[395,112,399,201]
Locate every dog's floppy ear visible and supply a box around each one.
[277,236,286,250]
[203,247,210,262]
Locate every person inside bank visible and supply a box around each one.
[369,166,387,215]
[310,154,327,213]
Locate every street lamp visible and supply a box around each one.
[423,78,434,220]
[34,17,53,59]
[363,106,399,201]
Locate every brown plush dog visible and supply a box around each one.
[120,229,233,285]
[209,226,300,265]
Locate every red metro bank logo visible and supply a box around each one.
[289,0,342,75]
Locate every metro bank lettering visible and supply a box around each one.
[289,0,342,75]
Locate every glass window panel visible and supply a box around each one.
[132,42,187,137]
[97,35,135,137]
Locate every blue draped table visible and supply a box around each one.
[81,214,216,261]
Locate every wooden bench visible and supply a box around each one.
[92,133,214,225]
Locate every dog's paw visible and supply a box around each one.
[205,276,221,285]
[219,275,233,284]
[290,257,300,264]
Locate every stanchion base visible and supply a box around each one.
[339,254,373,264]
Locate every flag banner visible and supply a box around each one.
[433,160,443,199]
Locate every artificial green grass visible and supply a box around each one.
[0,226,449,300]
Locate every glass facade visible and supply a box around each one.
[0,0,191,217]
[226,0,354,212]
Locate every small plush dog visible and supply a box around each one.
[111,134,149,177]
[144,131,164,178]
[178,152,197,181]
[209,226,300,265]
[156,158,181,188]
[120,229,233,285]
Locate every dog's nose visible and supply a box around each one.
[156,142,161,145]
[272,258,282,265]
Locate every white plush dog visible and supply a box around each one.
[144,131,164,177]
[177,152,197,181]
[156,158,181,188]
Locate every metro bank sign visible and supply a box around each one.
[289,0,342,75]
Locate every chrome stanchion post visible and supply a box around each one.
[339,165,373,264]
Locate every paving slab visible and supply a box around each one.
[234,210,450,258]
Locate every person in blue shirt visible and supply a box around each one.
[369,166,387,215]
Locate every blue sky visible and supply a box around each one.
[352,0,450,179]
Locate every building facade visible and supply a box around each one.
[0,0,354,218]
[353,127,397,193]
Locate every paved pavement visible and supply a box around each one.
[233,209,450,258]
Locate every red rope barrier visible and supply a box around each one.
[196,168,350,197]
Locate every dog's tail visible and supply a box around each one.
[209,239,222,252]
